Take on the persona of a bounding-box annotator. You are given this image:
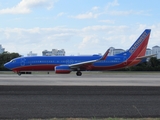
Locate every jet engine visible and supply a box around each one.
[55,66,71,74]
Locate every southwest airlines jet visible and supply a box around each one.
[4,29,151,76]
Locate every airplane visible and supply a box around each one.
[4,29,151,76]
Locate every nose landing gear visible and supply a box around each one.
[17,72,21,76]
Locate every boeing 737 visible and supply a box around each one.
[4,29,151,76]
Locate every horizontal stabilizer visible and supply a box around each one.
[136,54,156,60]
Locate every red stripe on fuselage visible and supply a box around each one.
[12,64,57,72]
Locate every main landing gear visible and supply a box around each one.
[76,71,82,76]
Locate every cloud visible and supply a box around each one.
[1,24,160,56]
[82,25,128,32]
[0,27,78,55]
[99,19,115,24]
[108,10,150,16]
[71,5,103,19]
[105,0,119,9]
[104,0,150,16]
[77,25,129,54]
[72,0,145,20]
[0,0,57,14]
[78,35,98,49]
[109,10,133,16]
[70,0,149,21]
[73,12,100,19]
[92,6,99,11]
[57,12,65,17]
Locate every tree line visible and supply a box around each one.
[0,52,160,71]
[0,52,21,71]
[116,57,160,71]
[128,57,160,71]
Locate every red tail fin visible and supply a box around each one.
[127,29,151,66]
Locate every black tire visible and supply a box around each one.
[76,71,82,76]
[17,72,21,76]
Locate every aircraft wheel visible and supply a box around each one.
[17,72,21,76]
[76,71,82,76]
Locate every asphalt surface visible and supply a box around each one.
[0,86,160,119]
[0,73,160,119]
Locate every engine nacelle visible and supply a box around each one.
[55,66,71,74]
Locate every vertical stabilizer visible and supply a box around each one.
[126,29,151,66]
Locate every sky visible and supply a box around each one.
[0,0,160,56]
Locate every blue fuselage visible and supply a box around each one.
[4,55,128,72]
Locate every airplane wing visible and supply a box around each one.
[69,48,110,69]
[136,54,157,60]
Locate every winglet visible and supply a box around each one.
[69,48,110,68]
[99,48,110,60]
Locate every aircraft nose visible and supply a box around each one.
[4,62,11,69]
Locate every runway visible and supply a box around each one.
[0,71,160,86]
[0,72,160,119]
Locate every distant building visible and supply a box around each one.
[145,48,152,61]
[0,44,5,54]
[42,50,52,56]
[27,51,37,56]
[152,46,160,59]
[108,47,125,56]
[146,48,152,55]
[42,49,65,56]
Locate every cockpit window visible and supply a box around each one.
[10,60,16,63]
